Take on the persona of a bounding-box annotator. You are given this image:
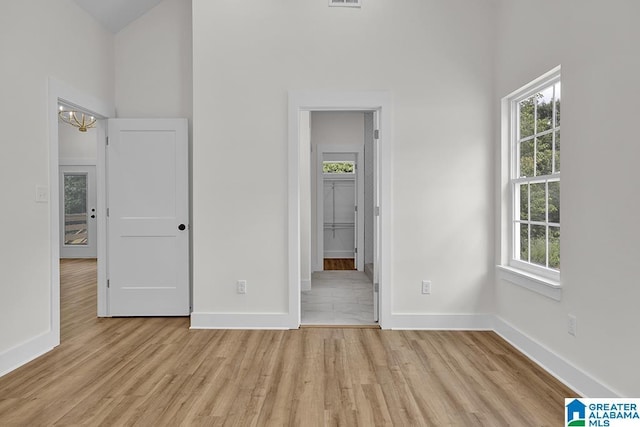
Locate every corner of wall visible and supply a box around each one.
[493,316,620,398]
[0,331,56,378]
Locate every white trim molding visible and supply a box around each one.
[387,314,494,330]
[0,332,55,378]
[497,265,562,301]
[190,313,293,330]
[494,316,619,398]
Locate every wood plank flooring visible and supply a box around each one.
[324,258,355,270]
[0,259,578,426]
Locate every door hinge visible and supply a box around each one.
[106,136,109,146]
[107,279,110,288]
[375,206,380,216]
[374,282,379,292]
[106,208,110,217]
[355,247,358,254]
[354,205,358,212]
[374,129,380,140]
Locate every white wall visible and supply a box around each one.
[192,1,496,320]
[58,123,98,163]
[114,0,192,119]
[494,0,640,397]
[0,0,113,361]
[310,112,365,271]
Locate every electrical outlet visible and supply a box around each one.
[568,314,577,336]
[421,280,431,294]
[237,280,247,294]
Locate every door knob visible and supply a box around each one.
[178,224,186,231]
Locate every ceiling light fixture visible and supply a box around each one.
[58,106,96,132]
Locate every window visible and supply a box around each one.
[323,161,355,174]
[506,68,561,283]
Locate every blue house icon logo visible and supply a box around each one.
[566,399,587,426]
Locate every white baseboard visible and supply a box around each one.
[386,313,494,330]
[301,279,311,291]
[0,331,56,378]
[190,312,295,329]
[493,316,619,398]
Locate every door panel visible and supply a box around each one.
[107,118,189,316]
[60,166,97,258]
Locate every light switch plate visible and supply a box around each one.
[35,185,49,203]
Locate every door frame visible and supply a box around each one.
[288,91,392,329]
[316,145,364,271]
[48,78,114,345]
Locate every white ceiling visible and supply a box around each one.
[72,0,165,33]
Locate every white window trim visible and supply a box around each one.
[498,65,561,300]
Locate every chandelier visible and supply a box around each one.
[58,106,96,132]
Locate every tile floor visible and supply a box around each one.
[301,270,376,325]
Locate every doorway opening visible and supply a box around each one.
[302,112,373,325]
[58,104,100,340]
[49,78,113,346]
[289,91,391,329]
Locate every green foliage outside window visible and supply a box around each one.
[323,161,354,174]
[64,175,87,215]
[516,81,561,271]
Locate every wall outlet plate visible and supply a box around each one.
[237,280,247,294]
[421,280,431,294]
[568,314,577,336]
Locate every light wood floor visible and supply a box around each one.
[0,259,577,426]
[324,258,355,270]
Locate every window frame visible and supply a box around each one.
[499,66,562,299]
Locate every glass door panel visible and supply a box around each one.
[60,165,97,258]
[64,174,88,246]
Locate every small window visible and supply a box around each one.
[323,161,355,174]
[329,0,361,8]
[508,69,561,280]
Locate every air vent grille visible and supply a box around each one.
[329,0,361,8]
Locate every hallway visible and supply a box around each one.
[301,271,375,325]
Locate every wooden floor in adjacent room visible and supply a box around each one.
[324,258,355,270]
[0,259,577,426]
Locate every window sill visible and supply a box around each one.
[496,265,562,301]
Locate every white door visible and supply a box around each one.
[60,166,97,258]
[106,118,189,316]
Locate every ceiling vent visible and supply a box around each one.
[329,0,361,8]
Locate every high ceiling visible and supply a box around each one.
[72,0,165,33]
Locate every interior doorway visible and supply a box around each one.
[302,111,376,325]
[57,102,100,342]
[288,90,391,329]
[49,78,114,346]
